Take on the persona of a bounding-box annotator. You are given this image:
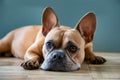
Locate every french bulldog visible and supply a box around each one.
[0,7,106,71]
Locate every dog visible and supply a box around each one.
[0,7,106,71]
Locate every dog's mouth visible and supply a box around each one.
[40,57,80,72]
[41,49,81,71]
[40,60,68,71]
[40,62,80,72]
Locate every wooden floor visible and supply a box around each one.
[0,52,120,80]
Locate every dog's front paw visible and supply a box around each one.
[21,59,40,70]
[90,56,106,64]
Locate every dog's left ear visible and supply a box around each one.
[76,12,96,43]
[42,7,59,36]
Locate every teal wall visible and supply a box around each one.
[0,0,120,52]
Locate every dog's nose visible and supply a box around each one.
[51,50,65,61]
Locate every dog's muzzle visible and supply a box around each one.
[40,49,80,71]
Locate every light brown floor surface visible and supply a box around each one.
[0,52,120,80]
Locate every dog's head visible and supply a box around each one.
[40,7,96,71]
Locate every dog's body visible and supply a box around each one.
[0,26,41,58]
[0,7,106,71]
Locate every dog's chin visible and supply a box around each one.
[41,67,80,72]
[40,64,67,72]
[40,61,80,72]
[40,65,80,72]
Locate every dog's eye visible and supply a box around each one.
[67,45,78,53]
[46,41,54,50]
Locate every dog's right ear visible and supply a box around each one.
[75,12,96,43]
[42,7,59,36]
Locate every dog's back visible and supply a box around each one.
[0,26,40,58]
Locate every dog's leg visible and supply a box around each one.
[21,34,44,70]
[85,42,106,64]
[0,31,14,56]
